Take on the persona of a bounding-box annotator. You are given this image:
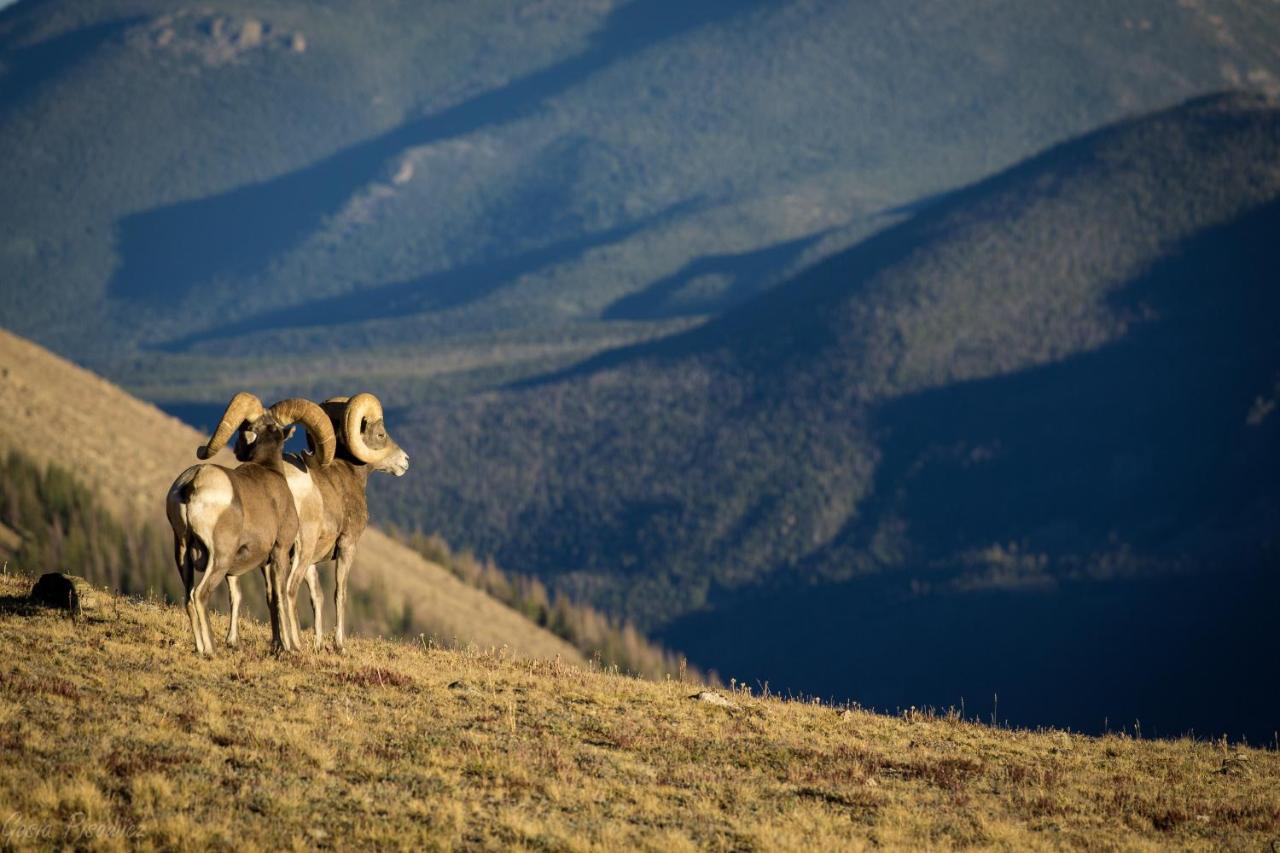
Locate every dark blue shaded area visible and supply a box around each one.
[0,16,137,120]
[662,198,1280,741]
[152,201,695,351]
[660,565,1279,741]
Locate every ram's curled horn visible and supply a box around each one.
[268,398,337,467]
[344,392,391,464]
[197,392,265,460]
[319,396,349,437]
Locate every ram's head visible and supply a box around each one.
[321,393,410,476]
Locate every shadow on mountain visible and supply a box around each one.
[153,203,689,351]
[602,232,826,321]
[517,203,931,388]
[515,99,1209,388]
[0,17,136,120]
[825,200,1280,566]
[876,186,958,218]
[108,0,761,307]
[660,198,1280,740]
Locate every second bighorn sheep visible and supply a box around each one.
[166,393,335,656]
[223,393,410,651]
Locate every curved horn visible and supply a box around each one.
[197,392,265,460]
[268,398,336,466]
[319,397,349,437]
[343,393,390,464]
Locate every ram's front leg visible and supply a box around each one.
[304,563,324,650]
[333,538,356,654]
[279,538,306,652]
[226,575,242,647]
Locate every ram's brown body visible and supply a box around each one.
[287,455,372,567]
[166,423,300,655]
[170,462,300,577]
[165,394,336,656]
[279,396,409,651]
[218,394,409,651]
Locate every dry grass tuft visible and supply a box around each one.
[334,665,415,688]
[0,669,81,701]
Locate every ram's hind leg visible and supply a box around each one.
[192,548,225,658]
[267,541,297,654]
[281,539,306,653]
[176,533,204,656]
[260,562,281,652]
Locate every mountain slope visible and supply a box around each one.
[381,93,1280,737]
[2,1,1280,409]
[2,571,1278,849]
[0,328,584,662]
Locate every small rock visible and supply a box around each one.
[690,691,736,708]
[30,573,101,620]
[236,19,263,49]
[839,709,857,721]
[1219,754,1251,776]
[391,160,414,185]
[448,680,472,691]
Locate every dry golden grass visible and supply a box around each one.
[0,328,582,663]
[1,572,1277,851]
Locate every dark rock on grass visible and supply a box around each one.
[29,573,101,620]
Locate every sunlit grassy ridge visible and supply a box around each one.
[1,572,1278,851]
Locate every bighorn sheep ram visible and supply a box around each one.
[166,393,335,656]
[223,392,410,652]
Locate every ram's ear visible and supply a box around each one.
[243,430,258,444]
[285,425,297,441]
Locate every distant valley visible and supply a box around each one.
[391,94,1280,738]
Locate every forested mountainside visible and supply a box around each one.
[1,1,1278,411]
[389,94,1280,738]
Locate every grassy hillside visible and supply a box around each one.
[380,94,1280,738]
[2,572,1278,850]
[0,328,583,662]
[2,1,1280,409]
